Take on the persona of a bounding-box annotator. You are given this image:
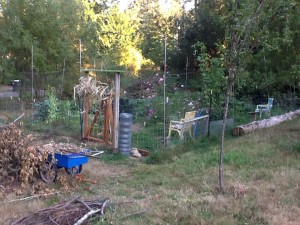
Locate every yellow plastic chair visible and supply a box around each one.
[168,111,196,140]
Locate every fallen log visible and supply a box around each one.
[233,109,300,136]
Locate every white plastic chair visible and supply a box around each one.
[255,98,274,118]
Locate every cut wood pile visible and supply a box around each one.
[0,124,50,184]
[233,109,300,136]
[13,197,109,225]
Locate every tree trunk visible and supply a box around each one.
[218,0,265,193]
[219,79,233,192]
[233,109,300,136]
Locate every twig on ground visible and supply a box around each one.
[10,113,25,125]
[3,192,61,203]
[101,199,109,215]
[49,216,59,225]
[118,210,146,221]
[76,199,92,211]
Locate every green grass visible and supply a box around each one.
[4,113,300,225]
[93,116,300,224]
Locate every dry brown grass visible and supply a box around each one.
[254,168,300,225]
[1,198,46,224]
[84,159,130,178]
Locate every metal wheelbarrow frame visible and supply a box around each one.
[39,150,90,183]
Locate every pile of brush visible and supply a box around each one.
[0,124,49,184]
[74,76,110,100]
[13,197,109,225]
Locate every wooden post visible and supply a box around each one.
[88,105,101,138]
[103,97,110,142]
[107,96,114,144]
[83,95,89,139]
[208,90,213,137]
[113,73,120,151]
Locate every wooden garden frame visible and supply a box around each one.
[78,69,123,150]
[81,94,114,145]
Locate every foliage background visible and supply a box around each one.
[0,0,299,127]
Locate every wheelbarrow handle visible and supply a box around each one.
[58,149,101,159]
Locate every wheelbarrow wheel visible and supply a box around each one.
[65,165,82,175]
[39,161,57,183]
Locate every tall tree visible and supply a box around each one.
[219,0,297,192]
[0,0,82,86]
[171,0,225,75]
[219,0,268,192]
[244,0,299,97]
[80,1,144,75]
[132,0,183,67]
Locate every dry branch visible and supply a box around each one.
[13,197,109,225]
[10,113,25,125]
[0,113,24,128]
[74,209,101,225]
[100,199,109,215]
[74,76,110,100]
[3,192,60,203]
[233,109,300,136]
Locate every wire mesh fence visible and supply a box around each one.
[0,76,210,153]
[2,70,297,153]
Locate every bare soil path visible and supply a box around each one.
[0,85,19,97]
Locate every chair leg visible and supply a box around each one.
[168,128,172,138]
[260,110,262,118]
[188,129,193,138]
[179,130,184,140]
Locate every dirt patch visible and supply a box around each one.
[0,85,12,92]
[132,123,144,132]
[84,159,130,179]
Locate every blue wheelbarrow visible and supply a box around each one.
[39,150,90,183]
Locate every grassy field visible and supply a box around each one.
[1,116,300,225]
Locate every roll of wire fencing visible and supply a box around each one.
[118,113,133,155]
